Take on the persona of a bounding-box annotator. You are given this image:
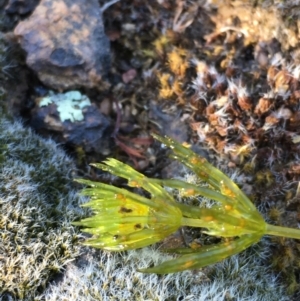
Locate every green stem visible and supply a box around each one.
[266,224,300,240]
[181,217,207,228]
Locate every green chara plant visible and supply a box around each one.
[74,134,300,274]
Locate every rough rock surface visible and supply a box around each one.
[14,0,111,90]
[31,98,113,154]
[5,0,40,15]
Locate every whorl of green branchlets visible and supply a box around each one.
[75,134,300,274]
[74,159,182,250]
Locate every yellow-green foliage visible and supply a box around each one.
[74,159,182,251]
[74,135,300,274]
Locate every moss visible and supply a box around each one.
[0,118,84,300]
[0,33,18,81]
[43,242,289,301]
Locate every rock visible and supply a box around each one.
[61,104,113,154]
[149,102,189,143]
[14,0,111,91]
[31,91,113,154]
[5,0,40,15]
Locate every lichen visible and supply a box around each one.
[39,90,91,122]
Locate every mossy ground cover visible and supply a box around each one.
[0,118,84,300]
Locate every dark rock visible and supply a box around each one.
[5,0,40,15]
[149,102,189,143]
[63,105,113,154]
[31,97,113,154]
[14,0,111,91]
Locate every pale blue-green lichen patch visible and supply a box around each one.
[39,90,91,122]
